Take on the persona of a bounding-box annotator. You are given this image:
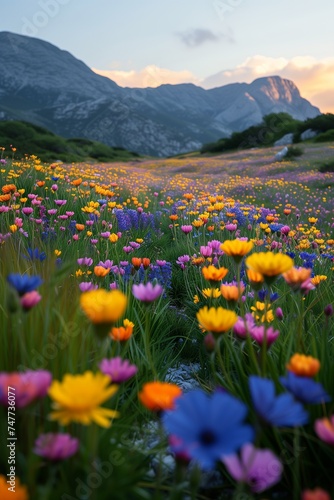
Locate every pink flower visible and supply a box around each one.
[99,357,138,383]
[34,433,79,461]
[0,370,52,408]
[79,282,98,292]
[54,200,67,206]
[233,313,255,339]
[21,290,42,311]
[223,443,283,493]
[314,415,334,445]
[77,257,93,266]
[181,225,193,234]
[132,282,164,303]
[250,325,280,347]
[225,223,237,232]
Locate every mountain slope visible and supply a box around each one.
[0,31,321,156]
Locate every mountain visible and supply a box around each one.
[0,31,321,157]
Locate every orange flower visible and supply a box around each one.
[75,224,85,231]
[142,258,151,269]
[169,214,178,221]
[132,257,142,269]
[246,269,264,289]
[94,266,111,277]
[0,193,11,202]
[1,184,16,193]
[110,319,134,341]
[220,283,245,301]
[283,267,312,290]
[0,474,28,500]
[287,353,320,377]
[191,256,205,266]
[72,178,82,186]
[202,265,228,283]
[36,181,45,187]
[138,381,182,412]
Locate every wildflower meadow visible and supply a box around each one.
[1,143,334,500]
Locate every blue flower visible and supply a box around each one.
[23,248,47,262]
[249,376,308,427]
[162,389,254,470]
[279,372,331,404]
[7,273,43,296]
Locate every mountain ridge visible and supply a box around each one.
[0,31,321,156]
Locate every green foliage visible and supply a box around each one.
[285,146,304,159]
[0,120,141,162]
[201,113,302,154]
[318,159,334,173]
[313,129,334,143]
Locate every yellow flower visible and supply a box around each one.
[80,289,127,324]
[221,239,253,261]
[54,249,61,257]
[48,371,119,427]
[196,306,238,335]
[109,233,119,243]
[246,252,293,282]
[0,475,28,500]
[251,301,274,323]
[9,224,18,232]
[287,353,320,377]
[193,294,200,304]
[311,275,327,286]
[202,288,221,299]
[202,265,229,283]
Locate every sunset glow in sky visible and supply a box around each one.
[1,0,333,112]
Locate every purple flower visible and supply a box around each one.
[233,313,255,339]
[34,433,79,461]
[223,443,283,493]
[99,357,138,383]
[181,225,193,234]
[100,231,111,238]
[77,257,93,266]
[200,246,213,257]
[98,259,113,269]
[79,282,98,292]
[54,200,67,206]
[22,207,34,215]
[132,282,164,303]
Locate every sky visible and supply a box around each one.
[1,0,334,111]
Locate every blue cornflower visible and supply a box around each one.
[162,389,254,470]
[97,199,107,205]
[24,248,47,262]
[269,223,284,232]
[7,273,43,296]
[279,372,331,404]
[249,376,308,427]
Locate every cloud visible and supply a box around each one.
[202,55,334,112]
[93,65,200,88]
[176,28,232,47]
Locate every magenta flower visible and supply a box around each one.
[233,313,256,340]
[99,357,138,383]
[47,209,57,215]
[0,370,52,408]
[223,443,283,493]
[315,415,334,445]
[21,290,42,311]
[200,246,213,257]
[98,259,113,269]
[250,325,280,347]
[22,207,33,215]
[225,223,237,232]
[132,282,164,303]
[54,200,67,206]
[34,433,79,461]
[181,225,193,234]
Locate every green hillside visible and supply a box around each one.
[0,120,142,162]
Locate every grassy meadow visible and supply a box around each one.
[0,142,334,499]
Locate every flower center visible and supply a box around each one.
[199,429,216,446]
